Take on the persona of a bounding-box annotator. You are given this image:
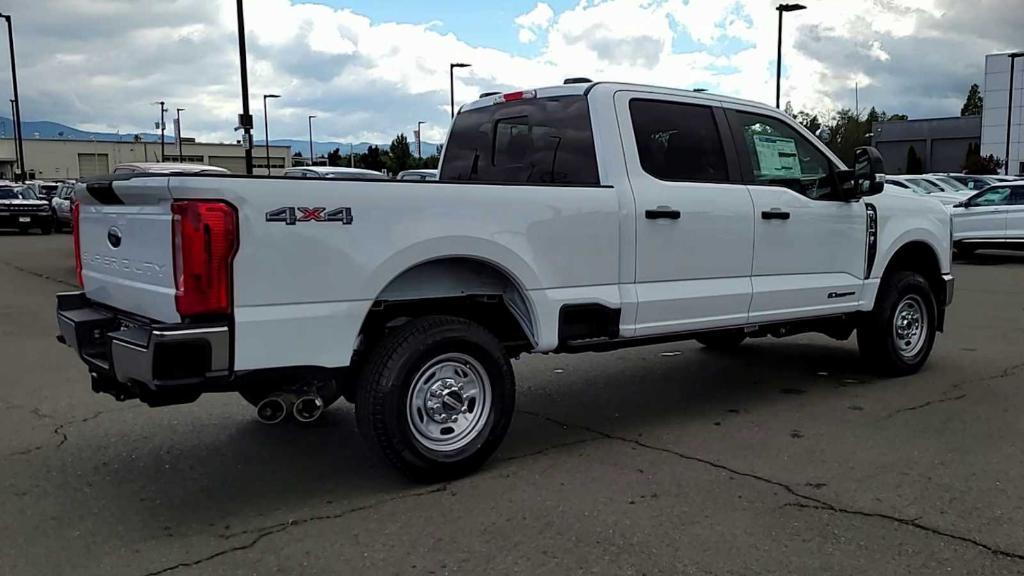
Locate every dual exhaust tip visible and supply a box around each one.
[256,392,324,424]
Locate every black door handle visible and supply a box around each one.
[761,210,790,220]
[645,207,681,220]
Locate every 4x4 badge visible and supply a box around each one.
[265,206,353,225]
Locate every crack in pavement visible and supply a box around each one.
[881,361,1024,422]
[883,393,967,419]
[498,435,606,464]
[142,485,449,576]
[142,418,606,574]
[0,259,78,288]
[5,406,143,458]
[516,409,1024,562]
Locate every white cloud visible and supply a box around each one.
[515,3,555,44]
[0,0,1014,148]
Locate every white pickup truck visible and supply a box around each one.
[57,81,954,480]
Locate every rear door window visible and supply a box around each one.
[441,95,600,185]
[628,99,730,182]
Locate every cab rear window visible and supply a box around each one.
[440,95,600,185]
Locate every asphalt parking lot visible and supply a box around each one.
[3,232,1024,575]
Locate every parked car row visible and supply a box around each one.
[282,166,439,180]
[0,181,54,234]
[950,180,1024,256]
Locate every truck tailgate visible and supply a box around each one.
[78,177,179,323]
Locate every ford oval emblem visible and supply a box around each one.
[107,226,122,249]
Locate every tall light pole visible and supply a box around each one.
[9,98,18,178]
[416,120,425,158]
[234,0,254,174]
[1005,51,1024,175]
[0,13,26,181]
[308,115,316,166]
[175,107,185,162]
[152,101,167,161]
[263,94,280,175]
[775,3,806,109]
[450,62,471,119]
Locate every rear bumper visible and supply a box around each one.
[56,292,232,403]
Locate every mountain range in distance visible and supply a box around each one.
[0,117,441,157]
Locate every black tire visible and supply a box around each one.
[696,331,746,350]
[39,224,53,235]
[356,315,515,482]
[857,271,937,376]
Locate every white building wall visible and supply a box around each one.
[982,52,1024,176]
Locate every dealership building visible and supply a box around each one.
[981,51,1024,176]
[0,137,292,180]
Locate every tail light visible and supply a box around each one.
[72,200,82,287]
[171,200,238,318]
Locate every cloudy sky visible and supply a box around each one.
[0,0,1020,145]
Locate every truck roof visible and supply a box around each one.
[460,81,776,115]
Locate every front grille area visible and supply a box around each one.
[1,205,50,213]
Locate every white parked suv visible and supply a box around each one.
[56,81,954,480]
[951,181,1024,256]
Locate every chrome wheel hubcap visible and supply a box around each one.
[893,294,927,358]
[407,353,491,452]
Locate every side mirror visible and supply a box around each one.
[953,201,968,209]
[853,146,885,197]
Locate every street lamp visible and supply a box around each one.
[175,108,185,162]
[416,120,425,158]
[450,62,471,119]
[9,99,18,178]
[308,115,316,166]
[1005,51,1024,175]
[0,12,26,181]
[152,101,167,161]
[775,3,806,109]
[263,94,280,175]
[235,0,254,175]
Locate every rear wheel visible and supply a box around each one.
[356,315,515,482]
[857,271,937,376]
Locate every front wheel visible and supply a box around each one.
[39,224,53,235]
[356,315,515,482]
[857,271,937,376]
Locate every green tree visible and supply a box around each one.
[905,145,923,174]
[961,83,983,116]
[795,110,821,134]
[327,147,344,167]
[361,145,386,173]
[420,154,440,169]
[387,133,414,174]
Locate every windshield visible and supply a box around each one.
[0,185,36,200]
[931,176,967,191]
[906,178,943,193]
